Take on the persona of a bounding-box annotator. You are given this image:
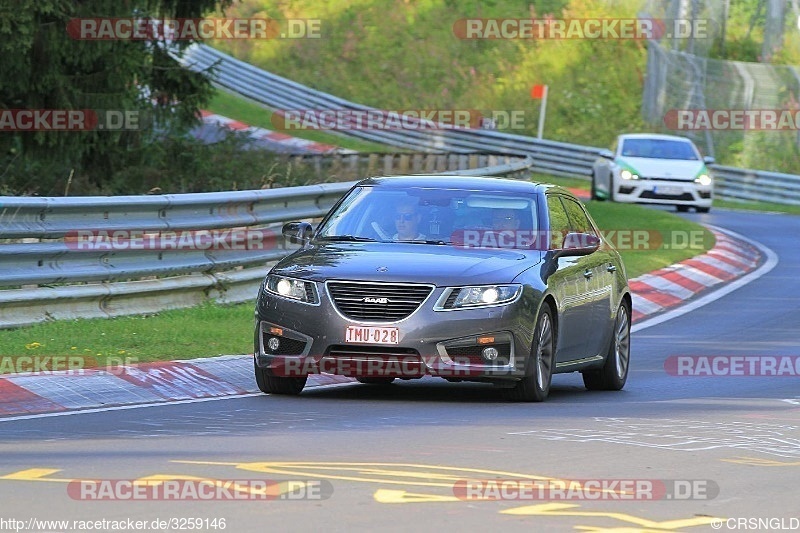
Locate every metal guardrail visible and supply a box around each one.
[711,165,800,206]
[0,154,532,328]
[180,44,800,205]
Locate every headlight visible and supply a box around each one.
[694,174,712,186]
[265,275,318,303]
[620,169,639,180]
[440,285,521,309]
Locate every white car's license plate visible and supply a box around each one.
[654,186,682,195]
[345,326,400,344]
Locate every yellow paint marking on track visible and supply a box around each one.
[0,468,71,482]
[373,489,462,504]
[501,503,720,531]
[173,461,588,490]
[722,456,800,466]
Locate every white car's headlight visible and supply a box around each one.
[439,285,521,309]
[265,275,318,303]
[620,169,639,180]
[694,174,712,186]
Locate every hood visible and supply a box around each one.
[271,242,543,286]
[618,157,705,181]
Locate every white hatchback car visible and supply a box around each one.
[591,134,714,212]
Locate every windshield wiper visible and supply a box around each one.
[395,239,451,245]
[318,235,378,242]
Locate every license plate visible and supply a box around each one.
[345,326,400,344]
[654,186,682,195]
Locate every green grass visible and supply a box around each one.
[0,198,711,368]
[207,90,394,153]
[586,202,714,279]
[713,198,800,216]
[0,302,256,371]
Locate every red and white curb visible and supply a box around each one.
[0,355,351,419]
[199,110,351,154]
[0,226,771,420]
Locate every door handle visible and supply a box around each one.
[607,264,617,272]
[584,269,593,279]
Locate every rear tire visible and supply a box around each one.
[583,302,631,391]
[502,305,555,402]
[676,205,690,212]
[357,377,395,385]
[254,360,307,395]
[696,206,711,213]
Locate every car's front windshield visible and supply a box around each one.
[315,185,539,247]
[620,139,699,160]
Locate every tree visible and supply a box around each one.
[0,0,231,193]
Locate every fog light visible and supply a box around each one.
[267,337,280,352]
[482,347,499,361]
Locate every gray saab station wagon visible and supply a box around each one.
[254,176,631,401]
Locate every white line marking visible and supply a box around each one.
[632,225,778,333]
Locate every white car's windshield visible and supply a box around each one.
[620,139,699,160]
[316,186,539,246]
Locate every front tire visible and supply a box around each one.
[676,205,690,212]
[503,305,555,402]
[583,302,631,391]
[696,206,710,213]
[254,360,307,395]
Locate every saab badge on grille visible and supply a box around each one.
[363,297,389,304]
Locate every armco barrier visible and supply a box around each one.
[0,155,532,328]
[179,44,800,204]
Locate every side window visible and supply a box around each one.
[562,198,596,236]
[546,195,570,249]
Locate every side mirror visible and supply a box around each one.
[554,232,601,258]
[599,148,614,159]
[703,156,715,165]
[282,221,314,245]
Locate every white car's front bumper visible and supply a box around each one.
[613,176,712,207]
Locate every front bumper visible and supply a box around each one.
[254,284,538,382]
[614,176,712,207]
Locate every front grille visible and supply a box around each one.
[446,343,511,366]
[640,191,694,201]
[327,281,433,321]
